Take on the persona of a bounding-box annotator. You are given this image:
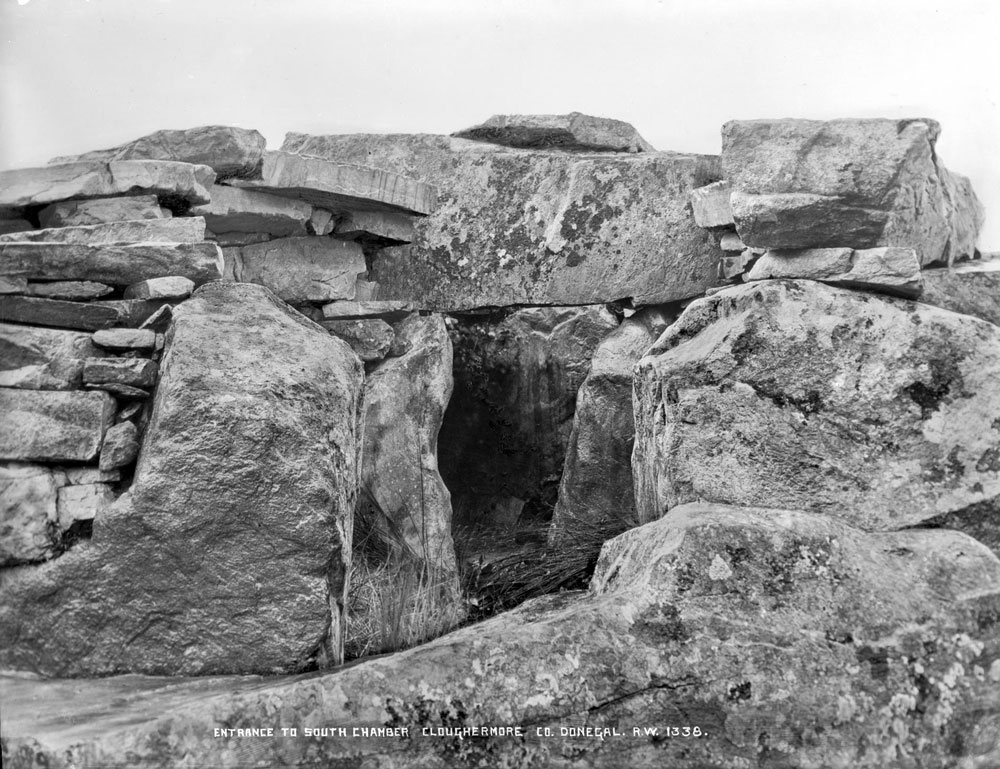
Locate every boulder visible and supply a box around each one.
[0,282,364,676]
[38,195,170,228]
[439,306,617,526]
[231,236,366,304]
[452,112,656,152]
[4,503,999,769]
[189,184,312,236]
[633,279,1000,529]
[23,281,114,300]
[0,463,62,565]
[83,358,158,388]
[0,323,106,390]
[721,118,983,265]
[123,276,195,300]
[280,132,723,310]
[0,241,222,286]
[0,160,214,209]
[321,319,394,362]
[0,389,114,462]
[549,307,675,543]
[745,246,923,298]
[0,217,205,244]
[51,125,266,180]
[920,255,1000,326]
[228,151,437,216]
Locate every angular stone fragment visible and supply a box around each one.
[308,208,335,236]
[746,246,923,297]
[440,306,617,527]
[230,151,437,216]
[189,184,312,236]
[84,383,150,400]
[921,255,1000,326]
[52,126,266,180]
[690,180,734,229]
[231,236,366,303]
[453,112,656,152]
[334,210,416,243]
[722,118,983,265]
[0,241,222,286]
[25,281,114,301]
[0,323,106,390]
[207,230,271,247]
[0,296,170,331]
[99,422,139,471]
[5,503,999,769]
[91,328,157,351]
[56,483,113,530]
[321,319,394,362]
[123,276,194,300]
[549,307,675,543]
[38,195,169,228]
[633,279,1000,529]
[320,300,414,321]
[63,467,120,485]
[0,463,61,565]
[0,217,205,245]
[281,132,723,310]
[83,358,158,388]
[719,231,745,252]
[353,279,380,301]
[0,282,364,676]
[0,389,114,462]
[0,160,214,209]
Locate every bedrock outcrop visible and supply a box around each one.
[633,279,1000,530]
[4,503,999,768]
[280,132,723,309]
[0,282,364,676]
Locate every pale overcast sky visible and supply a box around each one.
[1,0,997,247]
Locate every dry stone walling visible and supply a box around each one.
[2,114,1000,769]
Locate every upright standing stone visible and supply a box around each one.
[0,282,364,676]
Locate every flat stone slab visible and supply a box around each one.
[0,160,214,210]
[0,323,106,390]
[123,276,194,300]
[320,300,416,321]
[189,184,312,236]
[229,151,437,216]
[22,281,114,301]
[0,217,206,245]
[333,210,415,243]
[281,133,723,310]
[39,195,170,228]
[0,241,222,285]
[0,296,169,331]
[452,111,656,152]
[0,389,114,462]
[231,236,366,304]
[746,246,923,297]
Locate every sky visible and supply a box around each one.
[1,0,997,247]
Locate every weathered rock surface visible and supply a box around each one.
[690,180,734,229]
[746,246,923,297]
[22,281,114,301]
[38,195,170,228]
[230,236,366,304]
[83,358,158,388]
[321,300,415,321]
[51,126,266,179]
[123,276,194,300]
[98,422,139,471]
[0,323,106,390]
[229,151,437,216]
[0,241,222,286]
[280,132,723,310]
[4,503,999,769]
[0,217,33,235]
[189,184,312,236]
[321,318,394,362]
[0,160,214,209]
[333,209,415,243]
[453,112,656,153]
[0,389,114,462]
[549,307,675,542]
[440,306,617,525]
[633,279,1000,529]
[921,255,1000,326]
[0,463,61,565]
[0,217,204,244]
[56,483,114,529]
[91,328,156,351]
[0,282,364,676]
[722,118,983,265]
[0,296,168,332]
[361,314,457,572]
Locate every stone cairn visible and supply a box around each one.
[2,115,1000,768]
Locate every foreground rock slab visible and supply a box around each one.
[452,111,656,152]
[281,133,723,310]
[3,503,998,769]
[633,279,1000,529]
[722,118,983,265]
[0,282,364,675]
[0,217,205,245]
